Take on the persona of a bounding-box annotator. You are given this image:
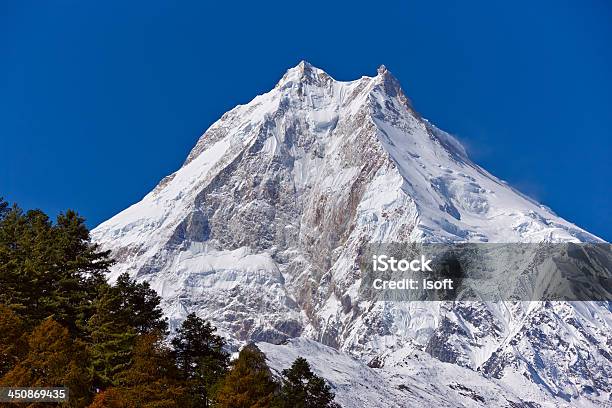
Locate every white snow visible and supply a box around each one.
[92,61,610,408]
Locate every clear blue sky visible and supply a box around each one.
[1,1,611,241]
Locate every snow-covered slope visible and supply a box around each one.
[92,61,610,407]
[259,338,580,408]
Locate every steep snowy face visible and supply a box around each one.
[94,60,405,341]
[93,61,599,276]
[92,61,609,406]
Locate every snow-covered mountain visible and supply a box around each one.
[92,61,611,407]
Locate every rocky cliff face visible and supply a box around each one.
[92,61,610,407]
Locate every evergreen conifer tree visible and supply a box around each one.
[273,357,339,408]
[88,333,187,408]
[87,273,168,387]
[112,272,168,335]
[50,210,112,332]
[88,284,138,387]
[0,208,55,320]
[171,313,229,407]
[0,204,113,333]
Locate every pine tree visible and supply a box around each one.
[87,273,168,387]
[0,318,93,408]
[0,207,55,320]
[50,210,112,332]
[273,357,340,408]
[88,284,138,387]
[0,205,113,333]
[171,313,229,407]
[0,304,27,377]
[88,333,188,408]
[112,273,168,335]
[215,344,277,408]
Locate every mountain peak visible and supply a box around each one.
[92,62,607,407]
[296,59,314,71]
[373,64,411,106]
[276,60,331,88]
